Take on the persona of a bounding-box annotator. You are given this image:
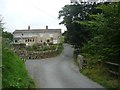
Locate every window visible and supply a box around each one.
[47,39,50,43]
[30,39,32,42]
[22,33,23,36]
[49,34,53,37]
[25,40,27,42]
[15,40,18,42]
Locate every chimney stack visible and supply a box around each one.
[46,25,48,30]
[28,25,30,30]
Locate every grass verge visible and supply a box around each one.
[2,48,35,88]
[80,66,119,89]
[74,53,119,89]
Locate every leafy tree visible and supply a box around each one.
[2,31,13,41]
[58,3,102,48]
[97,2,120,63]
[0,15,4,37]
[0,16,13,48]
[81,2,120,64]
[0,15,13,41]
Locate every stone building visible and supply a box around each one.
[13,26,61,46]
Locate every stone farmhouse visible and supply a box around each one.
[13,26,61,46]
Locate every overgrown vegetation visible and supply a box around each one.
[59,2,120,89]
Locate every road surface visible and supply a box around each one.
[25,44,104,88]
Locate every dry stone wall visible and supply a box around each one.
[14,49,59,60]
[77,55,87,70]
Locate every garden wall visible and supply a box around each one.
[14,47,62,61]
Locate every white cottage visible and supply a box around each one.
[13,26,61,46]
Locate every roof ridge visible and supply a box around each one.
[15,29,61,31]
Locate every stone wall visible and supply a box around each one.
[14,48,60,60]
[77,55,87,70]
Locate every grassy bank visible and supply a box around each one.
[81,67,119,89]
[2,48,35,88]
[74,53,119,89]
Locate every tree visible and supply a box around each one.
[81,2,120,64]
[0,15,13,41]
[0,15,13,48]
[0,15,4,37]
[58,3,101,48]
[2,31,13,41]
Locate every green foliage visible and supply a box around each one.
[2,38,13,49]
[32,44,38,50]
[2,31,13,41]
[56,44,64,55]
[1,15,35,88]
[81,66,119,89]
[0,16,3,89]
[0,16,13,41]
[2,48,35,88]
[80,3,120,89]
[0,15,4,37]
[81,2,120,64]
[60,2,120,89]
[58,3,102,48]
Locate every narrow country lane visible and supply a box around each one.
[25,44,104,88]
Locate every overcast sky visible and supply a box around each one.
[1,0,118,33]
[0,0,70,33]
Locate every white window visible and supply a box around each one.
[53,40,57,44]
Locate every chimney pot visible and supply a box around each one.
[28,25,30,30]
[46,25,48,29]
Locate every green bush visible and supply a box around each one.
[32,44,38,50]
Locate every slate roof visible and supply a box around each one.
[13,29,61,34]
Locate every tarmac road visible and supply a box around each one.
[25,44,104,88]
